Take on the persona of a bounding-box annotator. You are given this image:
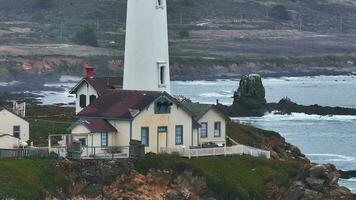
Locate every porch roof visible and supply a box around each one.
[68,119,117,133]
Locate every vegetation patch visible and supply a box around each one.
[135,153,302,200]
[0,159,66,200]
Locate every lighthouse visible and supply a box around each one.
[123,0,171,93]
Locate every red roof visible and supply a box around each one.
[71,119,117,133]
[77,90,163,119]
[69,77,123,95]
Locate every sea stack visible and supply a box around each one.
[123,0,171,93]
[227,74,267,116]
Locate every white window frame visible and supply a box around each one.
[200,122,208,138]
[13,126,20,138]
[157,62,167,88]
[214,122,221,137]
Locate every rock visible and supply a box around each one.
[227,74,268,116]
[339,170,356,179]
[233,74,267,110]
[305,178,325,191]
[303,189,323,200]
[308,165,329,179]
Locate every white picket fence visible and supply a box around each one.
[166,145,270,159]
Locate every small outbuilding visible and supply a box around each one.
[0,108,29,148]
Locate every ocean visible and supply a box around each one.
[31,75,356,192]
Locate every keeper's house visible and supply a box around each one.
[68,79,228,154]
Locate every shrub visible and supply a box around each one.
[73,26,99,47]
[269,5,291,21]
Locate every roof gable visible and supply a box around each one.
[69,77,123,96]
[0,109,28,123]
[182,102,230,121]
[77,90,197,121]
[77,90,163,120]
[68,119,117,133]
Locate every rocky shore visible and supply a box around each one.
[219,74,356,117]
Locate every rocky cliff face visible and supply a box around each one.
[284,164,355,200]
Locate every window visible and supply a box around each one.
[157,63,167,87]
[154,97,172,114]
[79,138,86,147]
[214,122,221,137]
[101,132,108,147]
[90,95,97,104]
[141,127,149,147]
[175,125,183,145]
[160,65,165,85]
[79,94,86,108]
[13,126,20,138]
[201,123,208,138]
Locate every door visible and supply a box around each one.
[158,127,167,153]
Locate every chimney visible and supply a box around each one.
[85,65,94,78]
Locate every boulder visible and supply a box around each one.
[305,178,325,191]
[233,74,267,110]
[308,165,329,179]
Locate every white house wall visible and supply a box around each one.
[0,135,20,148]
[0,109,29,142]
[198,109,226,145]
[75,82,98,114]
[131,102,193,153]
[108,120,131,147]
[71,124,116,147]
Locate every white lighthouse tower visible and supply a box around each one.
[123,0,171,93]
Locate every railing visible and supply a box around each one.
[50,141,145,160]
[0,148,49,159]
[80,146,130,159]
[50,146,67,158]
[167,144,270,159]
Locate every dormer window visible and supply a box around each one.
[156,0,164,8]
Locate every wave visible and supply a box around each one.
[306,153,355,162]
[0,81,21,86]
[199,92,231,98]
[264,75,356,85]
[234,112,356,123]
[173,79,237,86]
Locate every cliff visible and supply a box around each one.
[0,122,354,200]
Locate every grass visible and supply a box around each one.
[29,119,71,146]
[135,153,302,200]
[0,159,66,200]
[226,122,281,148]
[27,105,74,146]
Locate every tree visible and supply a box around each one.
[73,26,99,47]
[269,5,291,21]
[35,0,54,9]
